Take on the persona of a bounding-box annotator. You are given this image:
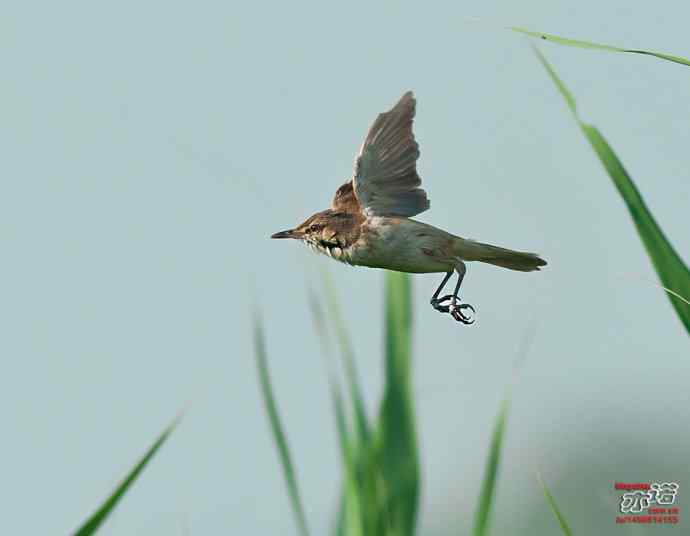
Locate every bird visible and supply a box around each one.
[271,91,546,324]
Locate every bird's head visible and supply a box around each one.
[271,210,359,254]
[271,210,335,245]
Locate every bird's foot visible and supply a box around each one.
[432,295,476,324]
[431,295,451,313]
[450,303,475,324]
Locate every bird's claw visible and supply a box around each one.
[450,303,475,325]
[430,295,451,313]
[431,295,476,324]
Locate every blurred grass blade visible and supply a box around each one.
[306,289,364,536]
[378,271,419,535]
[533,46,690,334]
[472,399,509,536]
[322,270,370,445]
[254,318,310,536]
[538,473,574,536]
[332,386,365,536]
[306,286,334,360]
[510,27,690,67]
[73,415,181,536]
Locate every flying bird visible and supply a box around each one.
[272,91,546,324]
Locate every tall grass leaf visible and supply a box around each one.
[73,415,181,536]
[378,271,419,535]
[472,399,509,536]
[322,270,370,445]
[254,317,311,536]
[510,27,690,67]
[537,473,574,536]
[533,46,690,334]
[306,289,364,536]
[307,286,335,360]
[333,387,365,536]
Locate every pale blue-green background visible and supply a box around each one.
[2,1,689,534]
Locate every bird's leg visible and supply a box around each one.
[439,262,476,324]
[430,271,453,313]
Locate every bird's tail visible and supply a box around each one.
[454,238,547,272]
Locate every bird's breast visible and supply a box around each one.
[305,238,355,265]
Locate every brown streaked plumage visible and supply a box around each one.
[272,91,546,324]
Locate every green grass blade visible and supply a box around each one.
[625,50,690,67]
[510,27,690,67]
[322,270,371,446]
[533,47,578,116]
[377,271,419,536]
[538,473,574,536]
[254,317,310,536]
[533,46,690,334]
[511,27,622,52]
[73,415,181,536]
[472,399,509,536]
[305,289,365,536]
[333,387,365,536]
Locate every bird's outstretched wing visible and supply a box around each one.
[334,91,429,217]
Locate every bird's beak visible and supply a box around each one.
[271,229,297,239]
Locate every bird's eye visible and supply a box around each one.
[307,224,320,233]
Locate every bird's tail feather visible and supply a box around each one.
[454,238,547,272]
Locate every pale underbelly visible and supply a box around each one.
[345,218,458,274]
[353,254,453,274]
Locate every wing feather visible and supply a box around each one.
[350,91,430,217]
